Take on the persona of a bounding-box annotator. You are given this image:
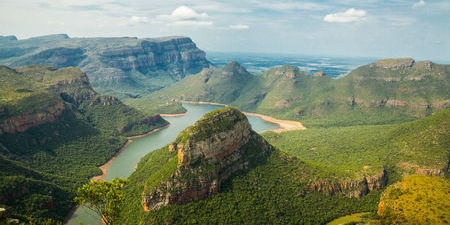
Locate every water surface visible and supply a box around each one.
[67,103,278,224]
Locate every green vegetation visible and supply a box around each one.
[0,65,167,223]
[263,109,449,181]
[185,107,247,142]
[118,141,380,224]
[327,212,375,225]
[378,175,450,224]
[75,178,129,225]
[149,59,449,127]
[123,98,186,115]
[0,34,211,99]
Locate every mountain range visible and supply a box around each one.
[147,58,450,127]
[0,35,448,225]
[0,34,212,99]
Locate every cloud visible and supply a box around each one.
[155,5,213,26]
[229,24,249,30]
[254,1,328,11]
[119,16,148,26]
[412,0,426,9]
[323,8,366,23]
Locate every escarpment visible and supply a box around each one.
[141,107,273,211]
[0,35,212,97]
[310,169,387,198]
[0,65,167,137]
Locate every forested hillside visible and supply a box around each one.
[0,65,167,223]
[149,58,450,127]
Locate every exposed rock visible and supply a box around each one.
[386,99,408,107]
[89,95,121,107]
[142,107,273,211]
[310,169,387,198]
[274,65,300,78]
[0,101,67,134]
[0,35,212,96]
[313,71,327,77]
[372,58,415,70]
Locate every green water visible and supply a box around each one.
[67,103,279,224]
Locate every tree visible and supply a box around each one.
[75,178,129,225]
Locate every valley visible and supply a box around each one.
[0,35,448,225]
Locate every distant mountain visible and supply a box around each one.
[151,58,450,127]
[0,34,212,98]
[0,65,167,222]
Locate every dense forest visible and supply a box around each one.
[0,65,167,223]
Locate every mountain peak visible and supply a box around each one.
[267,64,301,78]
[221,61,249,75]
[142,107,273,211]
[373,58,415,70]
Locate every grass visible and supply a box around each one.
[327,212,373,225]
[263,109,449,181]
[118,144,381,224]
[378,175,450,224]
[0,65,168,223]
[146,59,450,127]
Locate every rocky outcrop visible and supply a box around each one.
[313,71,327,77]
[0,34,212,96]
[0,101,67,135]
[142,107,273,211]
[99,37,210,77]
[310,169,387,198]
[372,58,415,70]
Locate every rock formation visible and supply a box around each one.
[141,107,273,211]
[0,35,212,97]
[372,58,415,70]
[313,71,327,77]
[310,169,387,198]
[0,65,166,136]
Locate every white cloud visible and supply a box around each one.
[412,0,426,9]
[119,16,148,26]
[229,24,249,30]
[254,1,328,11]
[323,8,367,23]
[155,5,213,26]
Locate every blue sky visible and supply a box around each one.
[1,0,449,61]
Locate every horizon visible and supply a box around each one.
[3,33,450,64]
[1,0,449,62]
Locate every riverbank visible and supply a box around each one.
[179,100,228,106]
[90,124,170,181]
[180,100,306,132]
[243,112,306,132]
[160,112,188,117]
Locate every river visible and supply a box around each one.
[67,103,279,225]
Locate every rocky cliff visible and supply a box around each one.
[0,65,167,136]
[0,35,212,98]
[310,169,387,198]
[141,107,273,211]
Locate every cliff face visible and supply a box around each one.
[0,101,67,135]
[142,107,273,211]
[100,37,209,76]
[0,65,167,137]
[310,169,387,198]
[0,35,212,97]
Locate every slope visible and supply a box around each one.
[150,58,450,127]
[117,107,381,224]
[0,34,212,98]
[0,65,167,223]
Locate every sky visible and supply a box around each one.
[1,0,450,61]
